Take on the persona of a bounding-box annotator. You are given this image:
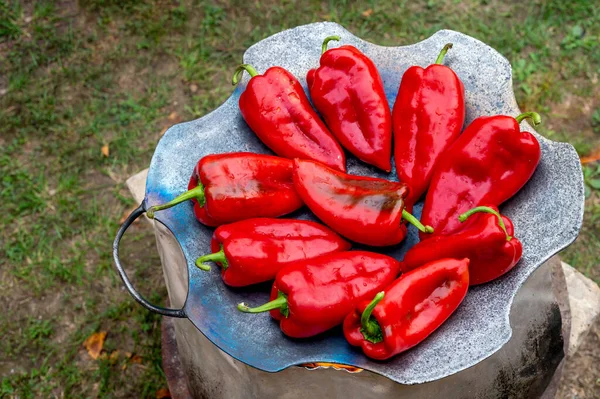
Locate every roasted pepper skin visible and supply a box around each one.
[393,44,465,205]
[186,153,303,226]
[403,206,522,285]
[420,114,541,239]
[237,66,346,172]
[292,159,410,246]
[199,218,350,287]
[307,42,392,172]
[264,251,401,338]
[343,258,470,360]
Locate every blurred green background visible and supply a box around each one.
[1,0,599,396]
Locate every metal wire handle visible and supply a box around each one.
[113,202,186,318]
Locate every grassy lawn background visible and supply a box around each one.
[1,0,599,397]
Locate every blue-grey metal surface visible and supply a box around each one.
[143,22,584,384]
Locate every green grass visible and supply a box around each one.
[1,0,598,396]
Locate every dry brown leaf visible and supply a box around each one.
[84,331,107,360]
[168,111,179,121]
[160,126,169,136]
[101,144,109,158]
[131,354,143,364]
[581,150,600,164]
[362,8,373,17]
[156,388,171,399]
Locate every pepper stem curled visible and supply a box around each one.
[237,291,289,317]
[321,35,340,54]
[195,246,227,271]
[402,209,434,233]
[232,64,259,85]
[360,291,384,344]
[435,43,453,65]
[458,206,512,241]
[515,112,541,126]
[146,184,205,219]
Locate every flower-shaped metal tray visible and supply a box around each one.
[113,22,584,384]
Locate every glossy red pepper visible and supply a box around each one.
[292,159,432,246]
[393,43,465,205]
[420,112,542,239]
[307,36,392,172]
[237,251,400,338]
[233,64,345,172]
[195,218,351,287]
[146,153,303,226]
[403,206,522,285]
[343,258,470,360]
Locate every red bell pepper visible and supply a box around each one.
[393,43,465,205]
[237,251,400,338]
[403,206,522,285]
[195,218,351,287]
[146,153,303,226]
[343,258,470,360]
[307,36,392,172]
[420,112,542,238]
[292,159,433,246]
[233,64,346,172]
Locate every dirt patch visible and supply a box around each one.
[558,317,600,398]
[115,62,148,96]
[544,76,600,154]
[548,91,597,133]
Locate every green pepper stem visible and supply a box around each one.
[402,209,434,233]
[360,291,384,344]
[515,112,541,126]
[232,64,259,85]
[195,247,227,271]
[458,206,512,241]
[321,35,340,54]
[435,43,453,65]
[147,184,205,219]
[238,292,289,316]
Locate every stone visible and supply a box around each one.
[126,169,148,206]
[561,262,600,355]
